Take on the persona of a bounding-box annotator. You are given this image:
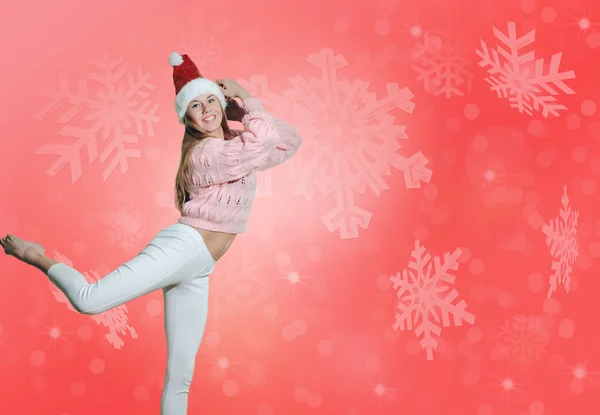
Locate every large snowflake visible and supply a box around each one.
[177,33,221,69]
[541,185,579,299]
[32,55,159,183]
[49,251,138,349]
[412,30,473,98]
[105,204,146,251]
[476,21,576,117]
[390,241,475,360]
[496,315,550,365]
[239,49,432,239]
[208,249,268,326]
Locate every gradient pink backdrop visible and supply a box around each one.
[1,0,600,414]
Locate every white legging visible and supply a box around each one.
[46,223,216,415]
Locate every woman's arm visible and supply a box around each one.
[259,117,302,171]
[233,98,303,171]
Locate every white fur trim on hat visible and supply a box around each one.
[174,78,227,123]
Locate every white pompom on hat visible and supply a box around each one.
[169,52,227,123]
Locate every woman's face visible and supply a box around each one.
[186,94,223,135]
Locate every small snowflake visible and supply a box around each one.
[105,204,146,251]
[476,21,576,117]
[541,185,579,299]
[240,49,432,239]
[177,33,221,69]
[412,30,473,98]
[209,250,268,325]
[390,241,475,360]
[496,315,550,364]
[32,54,159,183]
[49,251,138,349]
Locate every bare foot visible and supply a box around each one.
[0,234,46,264]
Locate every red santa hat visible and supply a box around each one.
[169,52,227,123]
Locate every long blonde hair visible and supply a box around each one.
[175,112,233,211]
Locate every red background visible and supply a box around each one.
[1,0,600,414]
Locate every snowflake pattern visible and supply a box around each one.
[496,315,551,365]
[412,30,473,98]
[177,33,221,68]
[476,22,576,117]
[240,49,432,239]
[49,251,138,349]
[208,249,268,326]
[105,204,146,251]
[32,55,159,183]
[541,185,579,299]
[390,241,475,360]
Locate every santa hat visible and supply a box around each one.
[169,52,227,123]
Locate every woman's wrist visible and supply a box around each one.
[237,91,252,100]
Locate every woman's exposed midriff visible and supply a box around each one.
[191,227,237,262]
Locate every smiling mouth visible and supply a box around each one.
[202,114,217,122]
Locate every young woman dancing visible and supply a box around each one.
[0,51,302,414]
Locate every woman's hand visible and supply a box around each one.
[216,78,251,100]
[224,98,247,122]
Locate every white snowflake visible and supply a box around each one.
[476,21,576,117]
[390,241,475,360]
[541,185,579,298]
[412,30,473,98]
[105,204,146,251]
[239,49,432,239]
[177,33,221,69]
[496,315,550,365]
[32,54,159,183]
[49,251,138,349]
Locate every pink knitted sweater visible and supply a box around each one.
[178,97,302,233]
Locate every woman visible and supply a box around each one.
[0,51,302,414]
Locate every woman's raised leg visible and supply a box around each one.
[0,224,215,315]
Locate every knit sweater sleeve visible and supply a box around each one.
[190,98,280,186]
[240,99,303,171]
[256,117,302,170]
